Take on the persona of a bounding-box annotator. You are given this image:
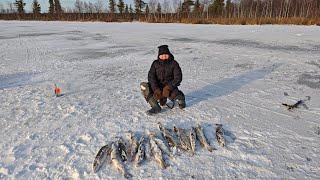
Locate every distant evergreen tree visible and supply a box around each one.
[32,0,41,14]
[109,0,116,13]
[15,0,26,14]
[117,0,125,14]
[182,0,194,13]
[134,0,146,15]
[209,0,224,16]
[156,2,161,14]
[145,4,149,15]
[48,0,54,14]
[54,0,62,14]
[125,4,129,14]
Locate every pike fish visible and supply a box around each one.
[174,126,192,152]
[127,131,139,161]
[116,137,128,162]
[153,136,171,156]
[194,124,215,152]
[134,136,146,166]
[189,127,197,154]
[111,143,132,178]
[93,142,112,173]
[158,122,178,148]
[215,124,226,147]
[149,133,168,169]
[144,136,152,160]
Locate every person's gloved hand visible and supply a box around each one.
[153,89,162,100]
[162,85,171,98]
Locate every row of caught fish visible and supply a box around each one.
[93,122,226,178]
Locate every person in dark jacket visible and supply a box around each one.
[140,45,186,114]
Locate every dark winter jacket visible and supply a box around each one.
[148,56,182,92]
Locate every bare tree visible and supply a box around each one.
[94,0,104,13]
[149,0,158,13]
[8,2,16,13]
[162,0,171,13]
[172,0,180,13]
[74,0,83,13]
[0,3,5,13]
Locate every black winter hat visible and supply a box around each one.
[158,45,171,56]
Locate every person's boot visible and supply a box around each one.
[147,96,161,114]
[140,82,161,114]
[140,82,151,100]
[176,92,186,109]
[159,98,167,106]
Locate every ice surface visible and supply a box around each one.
[0,21,319,179]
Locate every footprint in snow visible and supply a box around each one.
[286,164,296,172]
[13,143,33,159]
[315,126,320,136]
[59,144,72,155]
[26,164,45,175]
[29,133,40,140]
[306,157,312,162]
[76,133,92,145]
[0,167,9,177]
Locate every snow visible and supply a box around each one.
[0,21,320,179]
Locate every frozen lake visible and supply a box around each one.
[0,21,319,179]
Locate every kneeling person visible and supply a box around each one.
[140,45,186,114]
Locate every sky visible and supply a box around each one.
[0,0,135,13]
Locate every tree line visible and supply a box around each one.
[0,0,319,25]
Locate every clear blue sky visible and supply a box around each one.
[0,0,135,12]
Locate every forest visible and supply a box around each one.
[1,0,320,25]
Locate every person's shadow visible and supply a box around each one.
[186,63,282,107]
[0,72,45,90]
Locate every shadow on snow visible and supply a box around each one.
[186,63,282,107]
[0,72,43,90]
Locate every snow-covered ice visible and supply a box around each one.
[0,21,319,179]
